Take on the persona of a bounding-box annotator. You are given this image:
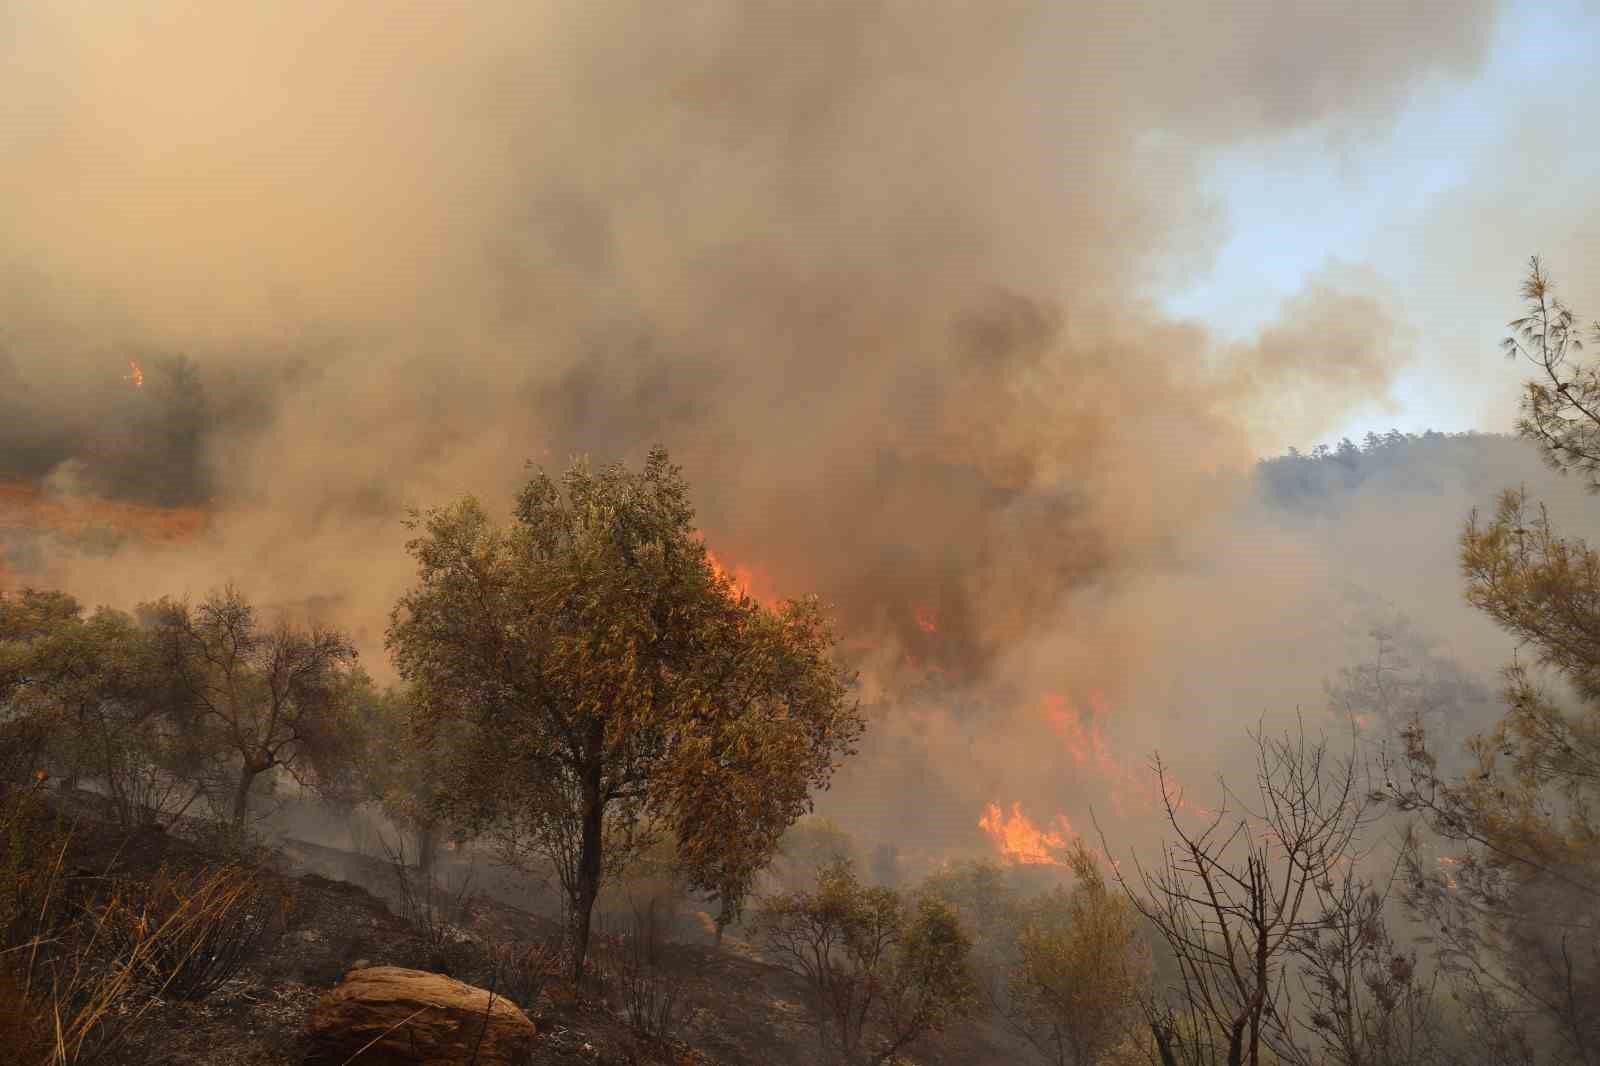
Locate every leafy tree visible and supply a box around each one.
[351,685,467,874]
[386,448,861,981]
[1379,262,1600,1066]
[768,814,862,893]
[0,589,211,825]
[146,586,364,825]
[1282,859,1445,1066]
[753,859,978,1065]
[1387,487,1600,1064]
[1004,840,1149,1066]
[1501,257,1600,488]
[919,857,1029,1011]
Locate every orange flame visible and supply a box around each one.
[1040,689,1169,818]
[978,801,1076,865]
[125,359,144,389]
[913,605,938,634]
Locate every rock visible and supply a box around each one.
[304,966,535,1066]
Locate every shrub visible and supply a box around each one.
[99,863,291,1001]
[485,936,559,1014]
[597,900,687,1044]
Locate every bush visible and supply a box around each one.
[98,863,291,1001]
[596,900,687,1044]
[485,936,559,1014]
[379,830,478,973]
[0,781,290,1064]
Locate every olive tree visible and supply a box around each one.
[1004,840,1149,1066]
[753,859,979,1064]
[387,448,862,981]
[146,586,364,826]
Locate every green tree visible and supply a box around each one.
[386,448,861,982]
[1004,840,1149,1066]
[1384,261,1600,1065]
[1502,256,1600,489]
[919,857,1027,1009]
[754,859,979,1064]
[146,586,364,826]
[351,684,466,874]
[0,589,212,825]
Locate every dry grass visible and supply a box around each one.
[0,778,290,1065]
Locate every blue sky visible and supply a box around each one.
[1162,0,1600,455]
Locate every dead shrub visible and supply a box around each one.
[595,899,687,1045]
[0,781,289,1063]
[379,830,478,972]
[98,863,291,1001]
[486,936,559,1014]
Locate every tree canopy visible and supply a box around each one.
[386,447,862,980]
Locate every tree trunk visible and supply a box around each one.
[570,723,606,986]
[415,821,439,875]
[233,763,259,824]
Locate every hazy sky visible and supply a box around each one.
[1165,0,1600,452]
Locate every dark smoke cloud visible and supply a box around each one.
[0,1,1509,859]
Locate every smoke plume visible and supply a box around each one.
[0,1,1519,860]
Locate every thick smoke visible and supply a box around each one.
[0,2,1515,859]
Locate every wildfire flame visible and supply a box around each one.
[125,359,144,389]
[702,544,780,606]
[978,801,1076,865]
[913,605,938,634]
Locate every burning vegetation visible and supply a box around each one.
[0,1,1595,1062]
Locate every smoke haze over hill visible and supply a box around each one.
[4,2,1597,862]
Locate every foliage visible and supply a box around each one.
[1386,484,1600,1063]
[1501,257,1600,490]
[768,815,862,892]
[484,936,559,1014]
[145,585,365,824]
[1003,840,1148,1066]
[387,448,862,981]
[0,589,212,827]
[352,684,467,873]
[1282,861,1444,1066]
[1325,614,1493,771]
[1256,429,1514,513]
[753,859,978,1065]
[918,857,1027,1008]
[1376,262,1600,1066]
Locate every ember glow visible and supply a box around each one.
[913,605,938,634]
[125,359,144,389]
[978,801,1076,866]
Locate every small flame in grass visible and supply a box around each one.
[978,801,1076,865]
[913,605,938,634]
[125,359,144,389]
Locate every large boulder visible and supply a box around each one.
[304,966,536,1066]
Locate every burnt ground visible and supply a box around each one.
[40,791,1015,1066]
